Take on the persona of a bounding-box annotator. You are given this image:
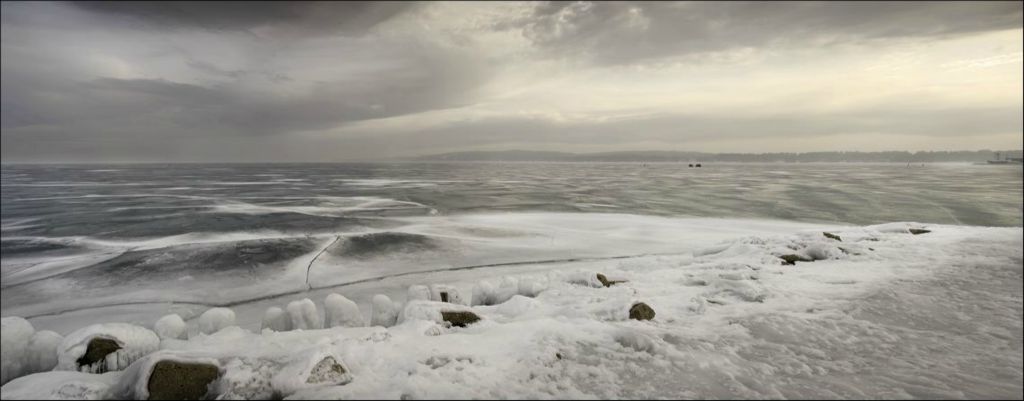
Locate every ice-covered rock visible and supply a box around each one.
[25,330,63,374]
[324,293,364,328]
[198,308,236,335]
[471,280,496,306]
[407,285,431,302]
[270,347,352,397]
[114,351,220,400]
[370,294,398,327]
[286,299,322,330]
[493,276,520,304]
[517,275,549,297]
[400,300,482,328]
[429,284,466,305]
[261,307,292,332]
[628,302,656,321]
[56,323,160,374]
[0,370,121,400]
[153,314,187,340]
[1,316,34,385]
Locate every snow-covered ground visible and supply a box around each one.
[2,215,1022,399]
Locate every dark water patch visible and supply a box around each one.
[333,232,441,258]
[1,237,87,258]
[59,237,320,286]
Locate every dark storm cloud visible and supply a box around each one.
[518,1,1023,64]
[68,1,417,37]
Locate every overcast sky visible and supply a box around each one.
[1,1,1021,162]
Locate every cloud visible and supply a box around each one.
[67,1,417,38]
[516,1,1023,64]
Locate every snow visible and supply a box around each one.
[261,307,291,332]
[324,294,364,328]
[0,371,121,400]
[56,323,160,373]
[406,285,431,302]
[428,284,466,305]
[2,217,1021,398]
[197,308,236,336]
[370,294,399,328]
[1,317,34,385]
[25,330,63,373]
[152,314,186,340]
[286,299,322,330]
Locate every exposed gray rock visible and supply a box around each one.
[629,303,656,321]
[823,232,842,241]
[146,360,219,400]
[440,311,481,328]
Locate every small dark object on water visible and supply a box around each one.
[629,302,655,320]
[441,311,481,327]
[147,360,220,400]
[76,337,121,372]
[779,254,813,265]
[695,163,702,167]
[909,228,931,235]
[596,273,627,287]
[823,232,842,241]
[688,164,694,167]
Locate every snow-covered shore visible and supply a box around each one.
[2,217,1022,399]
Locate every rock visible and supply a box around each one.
[823,232,842,241]
[76,338,121,372]
[779,254,813,265]
[596,273,627,287]
[909,228,931,235]
[440,311,481,328]
[58,323,160,374]
[305,356,347,385]
[271,348,352,396]
[628,302,656,321]
[146,360,220,400]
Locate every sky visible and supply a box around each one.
[1,1,1022,162]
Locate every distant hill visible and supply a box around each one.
[413,149,1024,163]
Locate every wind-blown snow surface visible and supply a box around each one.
[2,217,1021,399]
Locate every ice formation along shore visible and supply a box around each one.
[2,220,1022,399]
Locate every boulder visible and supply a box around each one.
[628,302,656,321]
[76,338,121,371]
[146,360,220,400]
[823,232,842,241]
[440,311,482,328]
[57,323,160,374]
[779,254,813,265]
[596,273,627,287]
